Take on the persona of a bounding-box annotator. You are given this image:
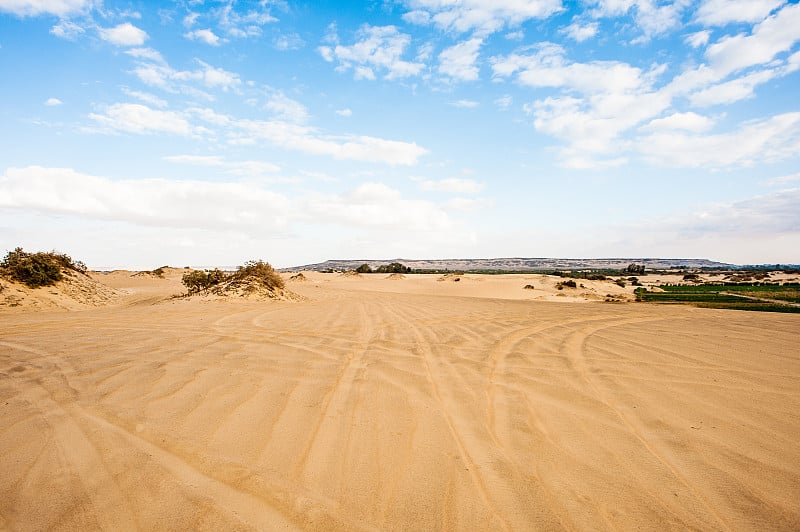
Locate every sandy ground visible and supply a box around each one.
[1,270,798,530]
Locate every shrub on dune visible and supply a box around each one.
[181,260,285,297]
[1,247,87,288]
[228,260,284,292]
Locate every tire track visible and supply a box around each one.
[561,317,734,532]
[384,300,521,530]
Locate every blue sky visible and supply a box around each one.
[1,0,798,269]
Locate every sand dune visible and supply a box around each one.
[0,272,798,530]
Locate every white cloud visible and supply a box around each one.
[183,12,199,27]
[0,0,91,17]
[402,0,563,34]
[494,94,512,110]
[450,99,479,108]
[163,154,281,176]
[193,60,240,90]
[318,45,334,62]
[184,29,222,46]
[99,22,148,47]
[420,178,484,194]
[186,109,428,165]
[563,21,598,42]
[44,97,62,106]
[88,103,193,136]
[641,112,715,133]
[685,30,711,48]
[601,188,800,264]
[273,32,304,51]
[121,88,168,108]
[0,166,291,231]
[88,96,427,165]
[637,112,800,168]
[264,91,309,123]
[163,154,226,166]
[402,9,431,25]
[438,37,482,81]
[493,43,654,94]
[50,20,85,40]
[321,25,425,80]
[695,0,785,26]
[335,108,352,117]
[677,188,800,236]
[690,69,776,106]
[125,47,165,64]
[492,29,800,170]
[705,3,800,77]
[764,172,800,186]
[213,2,278,38]
[445,197,494,212]
[634,0,692,40]
[588,0,691,40]
[354,66,376,80]
[128,52,241,94]
[303,183,452,232]
[494,43,671,164]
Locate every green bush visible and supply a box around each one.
[182,270,210,294]
[375,262,411,274]
[181,268,228,294]
[0,247,86,288]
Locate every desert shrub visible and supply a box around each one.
[523,284,535,290]
[683,273,700,281]
[356,263,373,274]
[626,263,645,275]
[230,260,284,290]
[615,279,627,288]
[181,268,227,294]
[206,268,226,286]
[182,270,210,294]
[586,274,607,281]
[1,247,86,288]
[375,262,412,274]
[556,279,577,290]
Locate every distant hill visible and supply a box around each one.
[281,257,738,272]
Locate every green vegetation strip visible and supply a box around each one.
[639,284,800,313]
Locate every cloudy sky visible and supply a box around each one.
[1,0,799,269]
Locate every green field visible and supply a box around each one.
[637,283,800,313]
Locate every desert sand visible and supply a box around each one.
[1,270,799,530]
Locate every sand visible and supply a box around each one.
[1,270,798,530]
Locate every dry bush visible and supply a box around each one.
[182,261,283,296]
[556,279,577,290]
[1,247,87,288]
[228,260,284,291]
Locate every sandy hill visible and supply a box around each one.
[0,269,121,311]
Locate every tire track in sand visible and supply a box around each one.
[385,301,523,531]
[561,317,734,532]
[485,315,622,449]
[1,339,366,531]
[291,301,376,479]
